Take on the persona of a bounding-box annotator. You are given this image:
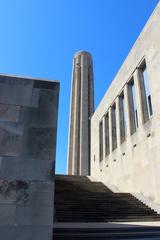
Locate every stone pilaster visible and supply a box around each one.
[108,107,113,154]
[116,97,121,147]
[124,84,131,138]
[134,68,144,127]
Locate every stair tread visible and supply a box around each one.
[54,175,160,223]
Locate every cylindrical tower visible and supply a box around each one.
[67,51,94,176]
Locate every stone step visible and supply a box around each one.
[54,175,160,223]
[56,218,160,221]
[53,226,160,240]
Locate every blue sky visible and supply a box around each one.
[0,0,159,174]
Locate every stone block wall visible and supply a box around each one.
[0,75,59,240]
[91,3,160,204]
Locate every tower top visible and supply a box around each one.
[74,51,92,58]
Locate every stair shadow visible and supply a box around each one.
[54,175,160,223]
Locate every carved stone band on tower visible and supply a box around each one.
[68,51,94,176]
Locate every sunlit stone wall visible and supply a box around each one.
[91,3,160,204]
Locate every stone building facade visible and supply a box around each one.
[90,2,160,204]
[68,51,94,176]
[0,75,59,240]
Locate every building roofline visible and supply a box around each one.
[0,73,59,84]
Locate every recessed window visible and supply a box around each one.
[99,120,103,162]
[139,61,153,123]
[119,92,126,143]
[128,78,138,135]
[105,112,110,157]
[111,104,117,151]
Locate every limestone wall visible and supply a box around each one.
[0,75,59,240]
[91,2,160,204]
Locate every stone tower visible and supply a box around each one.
[68,51,94,176]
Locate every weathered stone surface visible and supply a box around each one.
[0,76,59,240]
[38,89,58,111]
[31,88,40,108]
[33,79,58,90]
[26,127,56,160]
[0,104,20,122]
[0,157,53,181]
[0,75,33,86]
[0,179,29,204]
[0,122,23,156]
[0,84,33,106]
[15,205,53,225]
[29,182,54,207]
[0,226,52,240]
[0,205,16,225]
[20,107,56,127]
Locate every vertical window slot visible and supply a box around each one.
[111,104,117,150]
[99,120,103,162]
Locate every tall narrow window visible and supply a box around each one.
[140,62,153,123]
[128,78,138,135]
[99,120,103,162]
[105,113,110,157]
[111,104,117,151]
[119,92,126,143]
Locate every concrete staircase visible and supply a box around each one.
[54,175,160,239]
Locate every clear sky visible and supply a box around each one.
[0,0,159,174]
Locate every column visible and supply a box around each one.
[124,84,131,138]
[108,107,113,153]
[102,116,106,160]
[134,68,144,128]
[116,97,121,147]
